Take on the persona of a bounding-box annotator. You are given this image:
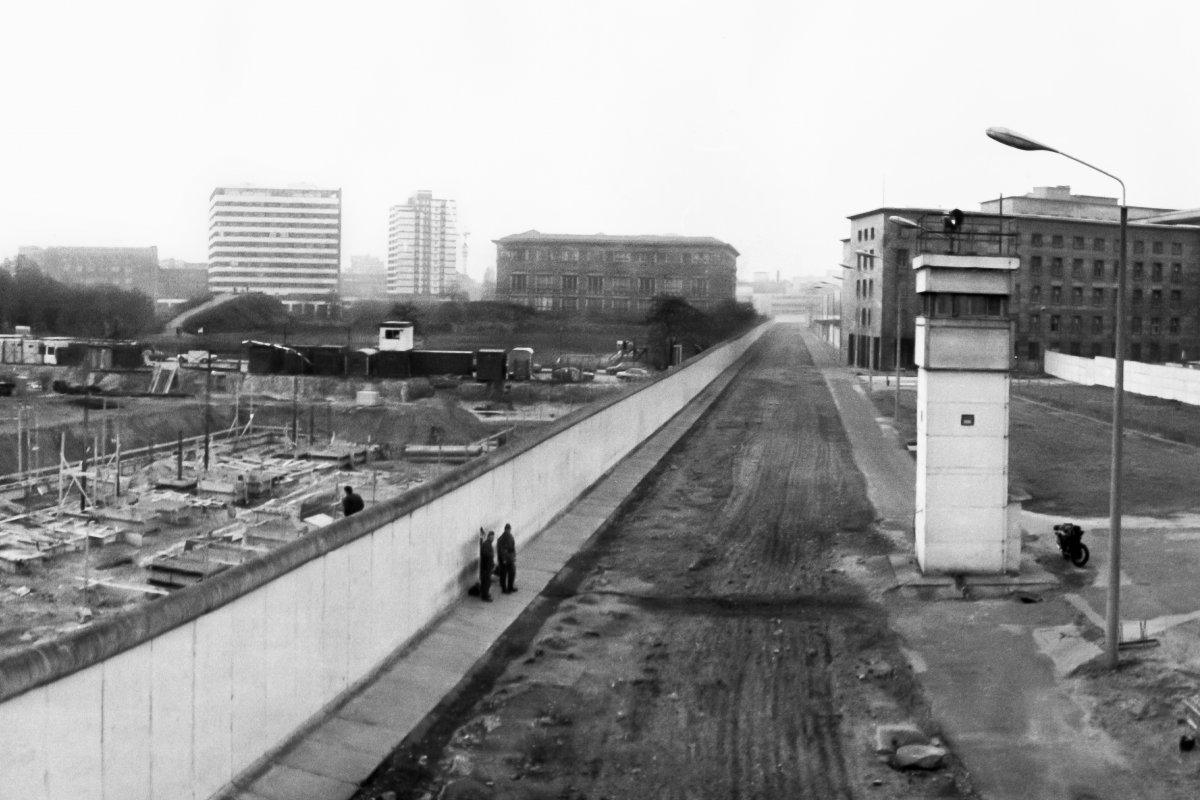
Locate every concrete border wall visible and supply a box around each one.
[1044,350,1200,405]
[0,322,768,800]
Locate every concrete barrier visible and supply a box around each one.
[0,322,768,800]
[1044,349,1200,405]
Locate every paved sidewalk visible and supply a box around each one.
[222,351,751,800]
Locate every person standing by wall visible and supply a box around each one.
[342,485,364,517]
[477,528,496,602]
[496,523,517,593]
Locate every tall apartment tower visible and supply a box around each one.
[387,190,458,297]
[208,185,342,313]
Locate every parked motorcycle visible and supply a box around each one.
[1053,522,1090,567]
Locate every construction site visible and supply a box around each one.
[0,360,602,657]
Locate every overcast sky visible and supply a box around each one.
[4,1,1199,283]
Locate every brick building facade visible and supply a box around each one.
[494,231,738,313]
[844,188,1200,371]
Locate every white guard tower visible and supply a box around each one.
[378,320,414,351]
[913,253,1020,574]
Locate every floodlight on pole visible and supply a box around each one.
[987,125,1127,669]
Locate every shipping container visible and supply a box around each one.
[508,347,534,380]
[373,350,412,379]
[309,345,346,376]
[346,348,374,377]
[410,350,474,377]
[475,349,508,383]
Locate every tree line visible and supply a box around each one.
[0,257,157,339]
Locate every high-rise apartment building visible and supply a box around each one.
[208,185,342,313]
[387,191,458,297]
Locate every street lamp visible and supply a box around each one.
[986,126,1127,669]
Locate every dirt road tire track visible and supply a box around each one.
[356,326,975,800]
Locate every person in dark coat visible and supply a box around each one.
[478,528,496,601]
[342,486,364,517]
[496,523,517,593]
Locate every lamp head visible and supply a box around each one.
[986,126,1058,153]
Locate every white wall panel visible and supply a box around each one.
[150,624,195,800]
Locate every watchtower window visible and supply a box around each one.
[923,293,1007,319]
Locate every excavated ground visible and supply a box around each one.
[356,327,976,800]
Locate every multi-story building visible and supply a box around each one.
[156,258,209,312]
[843,187,1200,371]
[387,190,457,298]
[17,246,159,296]
[208,185,342,314]
[493,231,738,312]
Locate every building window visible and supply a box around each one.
[1073,236,1085,249]
[562,274,578,291]
[1170,289,1182,308]
[1031,285,1041,302]
[1092,288,1104,306]
[638,277,655,295]
[1094,238,1105,252]
[1151,289,1162,307]
[511,273,528,291]
[1172,242,1183,255]
[1152,262,1163,282]
[1131,343,1142,360]
[1030,313,1041,331]
[1051,257,1064,277]
[1050,314,1061,332]
[1172,263,1182,283]
[1133,262,1144,280]
[534,296,553,310]
[686,278,708,295]
[1051,285,1062,303]
[1031,233,1044,247]
[1030,255,1042,274]
[661,277,683,294]
[1170,317,1181,334]
[1133,240,1145,254]
[609,276,631,292]
[612,252,632,263]
[1092,316,1103,334]
[534,273,557,290]
[1093,260,1105,279]
[1052,234,1064,248]
[1131,317,1143,334]
[1132,288,1143,306]
[586,275,604,293]
[1071,258,1083,277]
[1152,241,1164,255]
[1070,341,1082,356]
[1151,317,1162,334]
[1071,287,1083,306]
[1071,315,1082,333]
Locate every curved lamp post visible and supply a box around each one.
[986,126,1127,669]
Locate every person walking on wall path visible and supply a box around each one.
[342,486,364,517]
[478,528,496,602]
[497,523,517,594]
